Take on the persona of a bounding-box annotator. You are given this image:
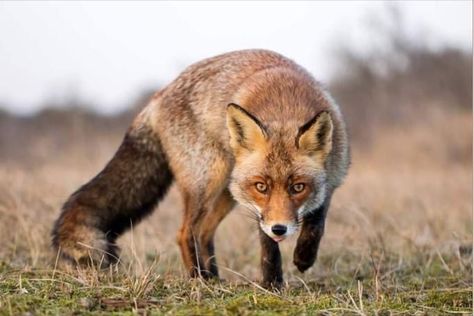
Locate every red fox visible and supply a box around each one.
[52,49,350,288]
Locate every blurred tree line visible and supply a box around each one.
[0,7,471,163]
[330,6,472,143]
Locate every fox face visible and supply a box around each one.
[227,103,333,242]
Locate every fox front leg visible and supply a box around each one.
[293,194,332,273]
[259,229,283,289]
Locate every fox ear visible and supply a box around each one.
[296,111,333,158]
[227,103,267,153]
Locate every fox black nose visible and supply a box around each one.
[271,224,287,236]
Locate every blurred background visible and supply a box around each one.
[0,1,471,163]
[0,1,471,281]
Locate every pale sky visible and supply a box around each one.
[0,1,471,114]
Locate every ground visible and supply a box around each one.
[0,111,472,315]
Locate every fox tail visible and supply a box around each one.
[52,110,173,265]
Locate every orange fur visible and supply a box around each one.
[52,49,350,287]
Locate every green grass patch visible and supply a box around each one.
[0,251,471,315]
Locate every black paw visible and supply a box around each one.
[200,269,219,280]
[261,279,283,291]
[293,244,318,273]
[293,250,317,273]
[294,258,314,273]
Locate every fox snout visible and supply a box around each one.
[260,220,298,242]
[271,224,287,236]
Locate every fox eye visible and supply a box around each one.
[291,183,305,194]
[255,182,268,193]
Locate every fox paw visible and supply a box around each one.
[293,249,317,273]
[293,257,315,273]
[261,279,283,291]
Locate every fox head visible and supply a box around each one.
[226,103,333,242]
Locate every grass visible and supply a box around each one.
[0,252,471,315]
[0,111,472,315]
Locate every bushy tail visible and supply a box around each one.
[52,119,173,265]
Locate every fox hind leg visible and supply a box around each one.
[177,192,209,278]
[174,149,231,279]
[198,189,235,277]
[177,189,233,279]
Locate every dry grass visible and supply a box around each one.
[0,108,471,314]
[1,8,471,313]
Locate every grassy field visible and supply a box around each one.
[0,110,472,315]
